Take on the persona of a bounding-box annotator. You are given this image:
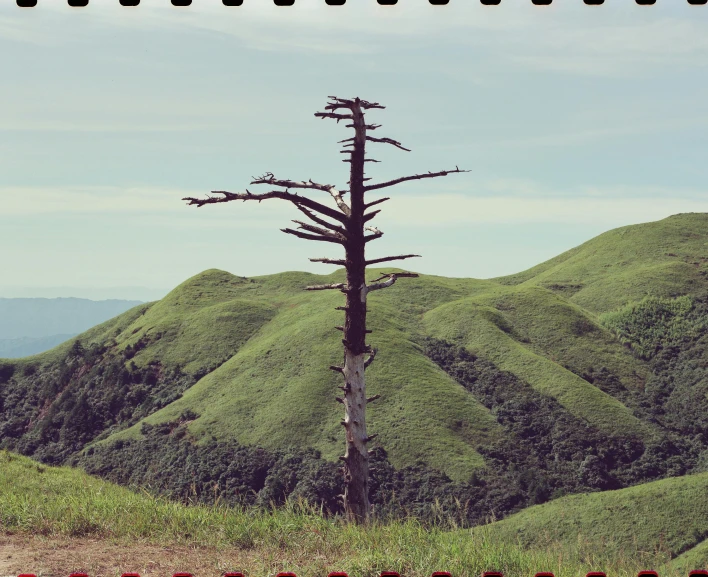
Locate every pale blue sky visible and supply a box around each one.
[2,0,708,300]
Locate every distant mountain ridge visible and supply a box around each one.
[0,297,143,340]
[0,334,78,358]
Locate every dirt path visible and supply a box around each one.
[0,534,283,577]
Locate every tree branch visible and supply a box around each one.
[294,204,347,236]
[281,228,345,244]
[324,96,385,111]
[292,220,346,241]
[364,167,470,192]
[364,226,383,243]
[364,347,378,368]
[324,186,351,217]
[250,173,328,192]
[307,283,348,291]
[184,189,348,225]
[358,100,385,110]
[365,254,421,266]
[346,123,381,131]
[366,136,411,152]
[370,271,419,282]
[310,257,347,266]
[363,210,380,223]
[249,174,352,217]
[314,112,354,123]
[364,197,390,210]
[366,272,419,292]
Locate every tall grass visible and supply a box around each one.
[0,451,692,577]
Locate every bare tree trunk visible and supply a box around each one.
[184,95,468,526]
[341,99,371,524]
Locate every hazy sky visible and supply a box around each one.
[2,0,708,300]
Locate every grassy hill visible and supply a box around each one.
[422,286,653,439]
[493,212,708,313]
[670,538,708,573]
[2,213,708,524]
[101,271,503,479]
[471,470,708,565]
[0,450,696,577]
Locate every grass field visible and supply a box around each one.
[1,450,703,577]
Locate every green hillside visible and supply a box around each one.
[670,538,708,573]
[471,471,708,566]
[494,212,708,313]
[423,286,654,440]
[101,275,503,479]
[114,270,279,376]
[2,213,708,525]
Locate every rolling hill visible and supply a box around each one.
[2,213,708,525]
[493,212,708,313]
[471,470,708,564]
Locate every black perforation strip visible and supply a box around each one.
[12,0,708,7]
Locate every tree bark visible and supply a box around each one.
[341,98,371,524]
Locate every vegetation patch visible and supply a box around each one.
[0,450,701,577]
[599,295,707,360]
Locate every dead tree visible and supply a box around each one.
[183,96,467,524]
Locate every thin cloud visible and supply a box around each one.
[0,122,218,133]
[0,186,300,225]
[5,0,708,76]
[379,192,708,227]
[4,184,706,229]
